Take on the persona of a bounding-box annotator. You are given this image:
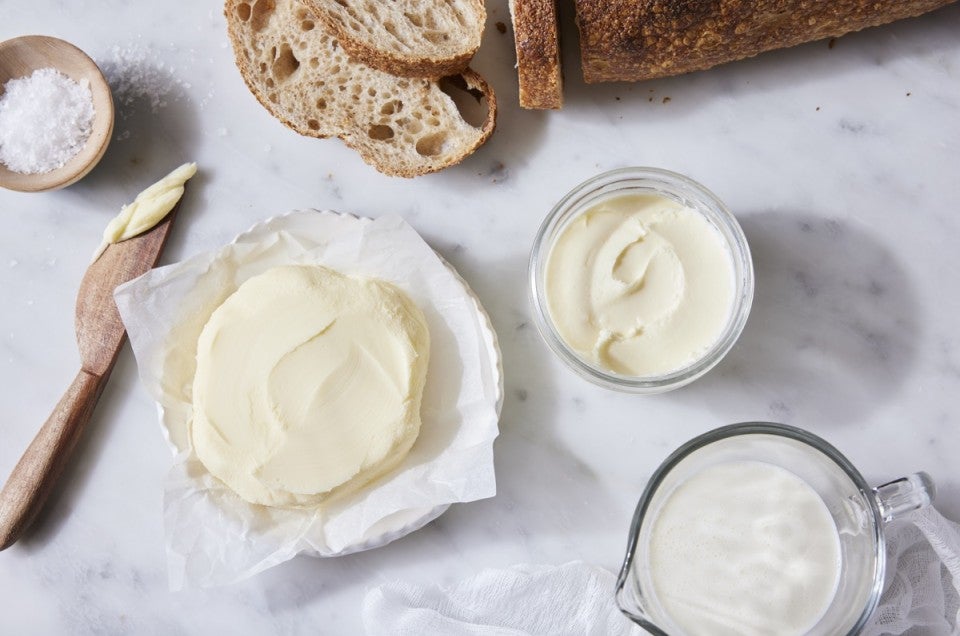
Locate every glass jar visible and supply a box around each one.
[528,167,754,393]
[615,422,936,634]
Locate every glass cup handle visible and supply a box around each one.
[873,472,936,523]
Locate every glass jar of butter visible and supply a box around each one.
[528,167,753,393]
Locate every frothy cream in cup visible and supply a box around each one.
[616,423,937,635]
[647,461,842,635]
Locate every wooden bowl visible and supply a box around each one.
[0,36,114,192]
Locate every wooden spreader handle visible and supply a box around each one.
[0,370,104,551]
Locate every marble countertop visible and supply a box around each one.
[2,2,960,633]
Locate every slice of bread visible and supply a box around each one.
[303,0,486,78]
[510,0,563,109]
[226,0,497,177]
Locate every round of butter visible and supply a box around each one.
[190,265,430,507]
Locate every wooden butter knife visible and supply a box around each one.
[0,199,182,550]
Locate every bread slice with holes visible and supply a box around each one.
[509,0,563,109]
[303,0,486,78]
[226,0,497,177]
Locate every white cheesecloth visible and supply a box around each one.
[363,507,960,635]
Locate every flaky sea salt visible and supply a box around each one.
[99,42,189,140]
[101,43,185,115]
[0,68,95,174]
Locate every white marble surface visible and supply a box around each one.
[2,2,960,633]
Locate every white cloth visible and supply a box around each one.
[364,562,640,636]
[363,508,960,635]
[869,507,960,635]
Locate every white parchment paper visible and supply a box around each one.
[114,211,503,590]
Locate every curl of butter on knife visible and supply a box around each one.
[0,162,195,551]
[92,162,197,262]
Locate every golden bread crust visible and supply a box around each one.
[513,0,564,109]
[575,0,958,83]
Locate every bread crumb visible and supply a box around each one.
[496,21,507,34]
[828,38,837,49]
[906,92,912,97]
[662,97,671,104]
[816,106,821,111]
[488,160,507,183]
[648,97,653,102]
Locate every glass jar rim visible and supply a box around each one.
[528,166,754,393]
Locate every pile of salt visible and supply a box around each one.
[0,68,96,174]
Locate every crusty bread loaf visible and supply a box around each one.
[226,0,496,177]
[575,0,958,83]
[304,0,486,78]
[510,0,564,109]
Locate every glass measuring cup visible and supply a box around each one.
[616,422,935,635]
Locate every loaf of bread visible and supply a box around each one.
[305,0,486,78]
[226,0,496,177]
[510,0,564,109]
[575,0,958,83]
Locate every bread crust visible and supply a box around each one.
[512,0,564,109]
[305,0,485,79]
[225,0,497,178]
[575,0,958,83]
[315,24,476,79]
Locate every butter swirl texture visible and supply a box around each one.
[545,194,734,376]
[191,265,430,507]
